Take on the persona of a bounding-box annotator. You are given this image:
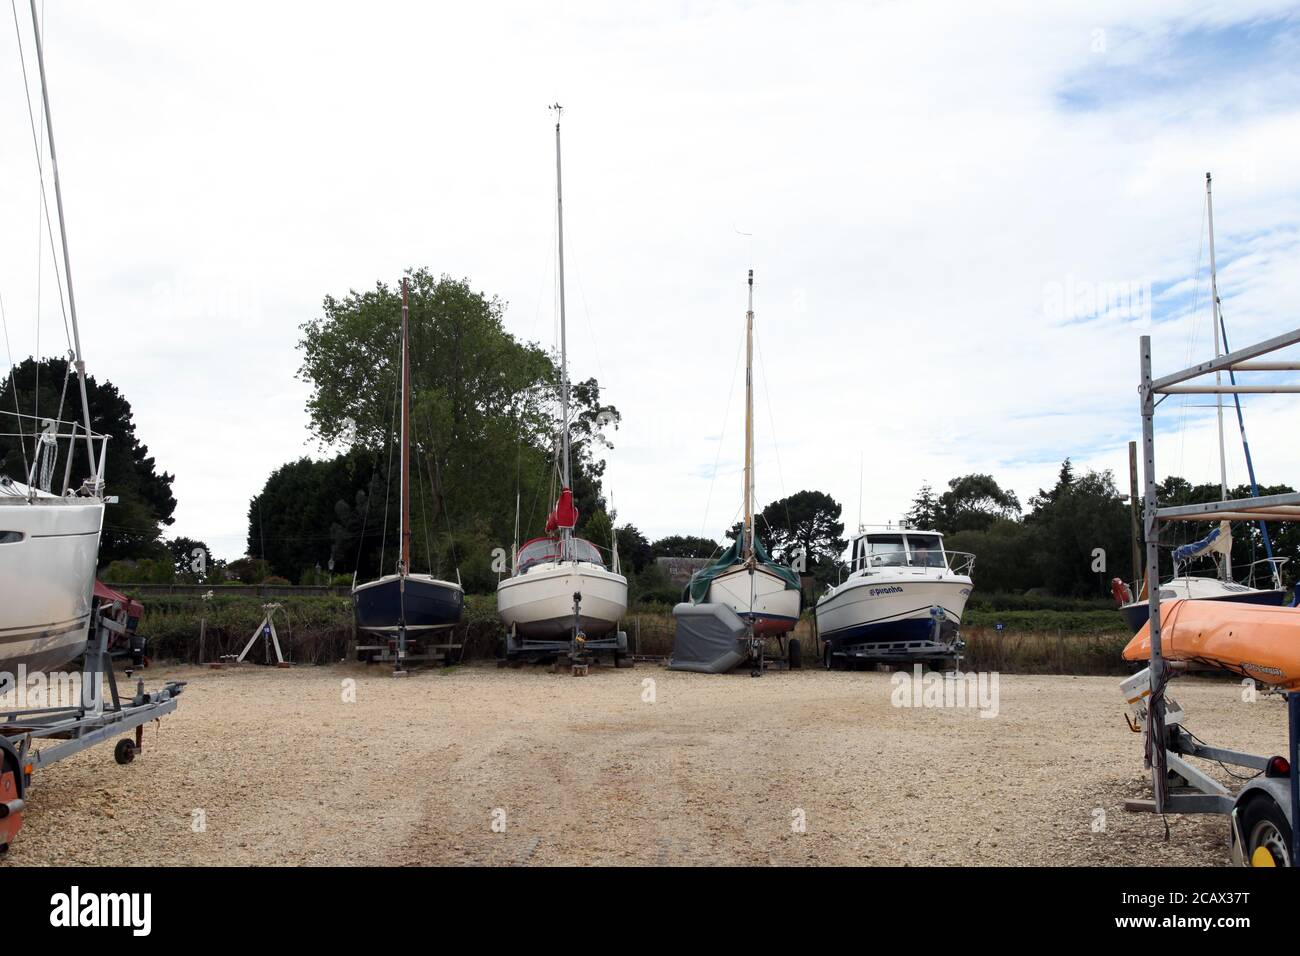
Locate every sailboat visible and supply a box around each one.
[685,271,801,633]
[496,107,629,653]
[1119,173,1286,631]
[351,278,464,651]
[0,5,107,674]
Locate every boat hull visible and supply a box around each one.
[0,495,104,673]
[352,573,464,635]
[497,563,628,639]
[1120,579,1285,633]
[815,576,972,650]
[704,564,800,634]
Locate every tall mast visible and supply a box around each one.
[552,105,571,493]
[29,0,97,486]
[551,104,572,561]
[744,270,755,559]
[1206,172,1231,580]
[399,277,411,576]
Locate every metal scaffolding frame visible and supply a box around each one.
[1139,330,1300,862]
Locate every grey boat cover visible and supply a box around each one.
[668,602,747,673]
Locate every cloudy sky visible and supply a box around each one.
[2,0,1299,561]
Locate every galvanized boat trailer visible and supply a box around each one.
[0,603,185,851]
[501,592,631,675]
[1128,330,1300,866]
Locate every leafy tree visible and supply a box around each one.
[166,536,214,583]
[758,490,847,570]
[936,473,1021,534]
[615,524,653,574]
[0,356,176,565]
[1025,462,1130,596]
[905,482,940,530]
[651,534,721,559]
[294,269,618,581]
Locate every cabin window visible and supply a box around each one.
[867,535,906,567]
[0,531,22,544]
[905,536,947,568]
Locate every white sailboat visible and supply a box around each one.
[684,271,801,634]
[1118,173,1286,630]
[1,4,107,674]
[497,106,628,657]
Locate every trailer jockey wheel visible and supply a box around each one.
[114,738,136,765]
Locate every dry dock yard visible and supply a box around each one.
[2,663,1287,866]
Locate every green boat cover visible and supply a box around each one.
[685,535,801,604]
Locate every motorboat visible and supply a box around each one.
[814,525,975,668]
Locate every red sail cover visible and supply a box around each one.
[545,488,579,531]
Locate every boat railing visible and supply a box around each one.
[859,550,976,577]
[0,411,109,496]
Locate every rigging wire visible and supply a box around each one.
[0,288,31,478]
[699,328,746,540]
[8,0,72,354]
[752,315,795,539]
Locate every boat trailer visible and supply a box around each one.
[501,592,632,675]
[1126,329,1300,865]
[0,604,185,852]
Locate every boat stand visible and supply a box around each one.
[0,606,185,851]
[1133,329,1300,863]
[214,603,290,668]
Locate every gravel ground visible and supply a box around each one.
[2,662,1288,866]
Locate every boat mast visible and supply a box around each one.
[29,0,97,487]
[551,103,572,559]
[1206,172,1231,581]
[744,270,755,560]
[399,277,411,577]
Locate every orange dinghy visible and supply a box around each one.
[1122,598,1300,691]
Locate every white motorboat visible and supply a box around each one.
[496,106,628,655]
[1,7,108,676]
[1116,175,1288,634]
[684,271,801,634]
[814,526,975,667]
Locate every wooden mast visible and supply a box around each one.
[744,270,754,560]
[399,277,411,577]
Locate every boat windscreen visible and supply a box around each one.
[905,535,947,568]
[517,537,607,573]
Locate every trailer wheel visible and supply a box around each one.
[114,739,136,765]
[787,638,802,670]
[1242,798,1292,867]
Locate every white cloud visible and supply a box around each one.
[0,1,1297,562]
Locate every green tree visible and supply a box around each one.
[615,524,653,574]
[937,474,1021,534]
[905,482,941,530]
[294,269,618,579]
[0,357,176,565]
[651,534,721,559]
[758,490,847,571]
